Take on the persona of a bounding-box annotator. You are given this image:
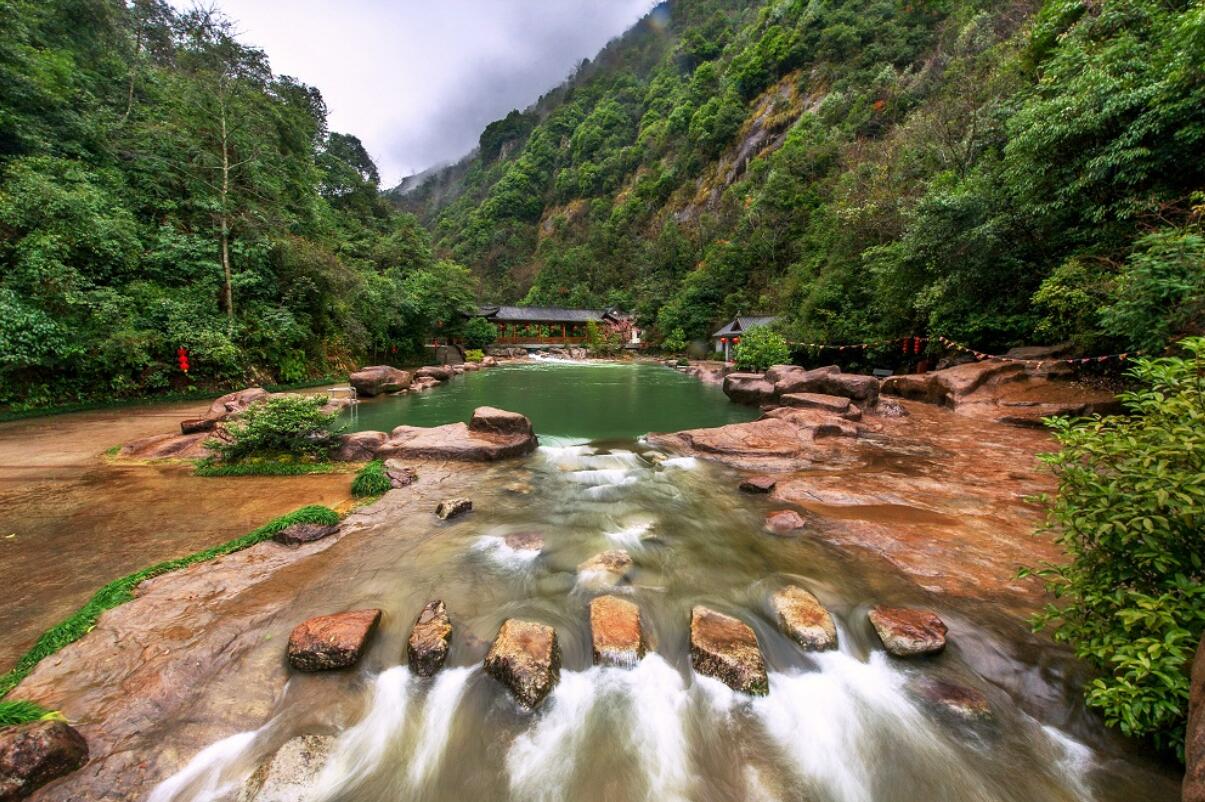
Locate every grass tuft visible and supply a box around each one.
[0,699,62,726]
[194,461,341,477]
[351,460,392,497]
[0,504,340,699]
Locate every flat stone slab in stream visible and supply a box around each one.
[589,595,646,666]
[771,585,837,651]
[287,609,382,671]
[408,600,453,677]
[689,606,768,695]
[484,618,561,709]
[868,605,948,657]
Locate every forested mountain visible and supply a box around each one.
[410,0,1204,355]
[1,0,472,406]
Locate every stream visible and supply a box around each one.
[143,362,1176,802]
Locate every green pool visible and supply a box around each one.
[344,360,756,444]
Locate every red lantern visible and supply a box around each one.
[733,337,741,345]
[720,337,728,344]
[176,346,190,373]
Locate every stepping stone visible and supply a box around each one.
[577,549,634,588]
[273,522,338,546]
[408,600,453,677]
[868,605,947,656]
[771,586,837,651]
[484,619,561,709]
[689,606,768,695]
[739,475,777,493]
[0,720,88,800]
[287,609,381,671]
[504,532,544,553]
[589,595,646,666]
[764,509,808,535]
[435,497,472,520]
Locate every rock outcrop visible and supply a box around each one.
[589,595,646,666]
[348,366,412,397]
[771,586,837,651]
[722,373,776,405]
[415,365,454,382]
[407,600,453,677]
[483,619,561,709]
[0,720,88,801]
[376,408,537,462]
[764,509,809,535]
[179,387,270,435]
[383,461,418,488]
[240,734,334,802]
[272,522,338,546]
[779,392,861,420]
[333,431,388,462]
[739,475,777,493]
[287,609,381,671]
[868,606,947,657]
[689,606,769,695]
[1187,633,1205,802]
[435,498,472,520]
[119,431,214,460]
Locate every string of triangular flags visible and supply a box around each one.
[789,335,1141,364]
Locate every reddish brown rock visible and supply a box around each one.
[780,392,854,416]
[504,532,544,552]
[764,509,809,535]
[415,365,454,382]
[739,475,777,494]
[689,606,768,695]
[435,498,472,520]
[0,720,88,801]
[383,461,418,488]
[332,431,387,461]
[771,365,839,396]
[761,407,861,438]
[589,595,646,666]
[469,406,534,437]
[722,373,777,405]
[408,600,453,677]
[482,356,498,367]
[287,609,381,672]
[577,550,634,587]
[484,619,561,709]
[914,678,992,721]
[771,586,837,651]
[1187,633,1205,802]
[764,364,807,384]
[868,606,947,656]
[179,387,270,434]
[410,377,440,391]
[349,366,413,397]
[272,523,338,546]
[119,432,213,460]
[180,417,216,435]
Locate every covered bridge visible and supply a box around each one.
[474,305,640,347]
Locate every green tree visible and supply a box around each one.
[733,325,789,371]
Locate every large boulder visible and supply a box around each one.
[764,364,806,385]
[0,720,88,801]
[408,600,453,678]
[349,366,412,398]
[1187,633,1205,802]
[287,609,381,672]
[722,373,777,405]
[779,392,857,418]
[589,595,646,667]
[469,407,534,437]
[771,365,838,395]
[484,619,561,709]
[415,365,454,382]
[771,586,837,651]
[689,606,768,695]
[332,431,387,461]
[376,409,537,462]
[240,734,334,802]
[868,606,947,657]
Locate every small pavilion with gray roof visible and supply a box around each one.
[711,314,778,361]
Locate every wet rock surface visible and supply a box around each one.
[383,461,419,488]
[435,497,472,520]
[1187,633,1205,802]
[913,678,992,722]
[739,475,777,493]
[0,720,88,801]
[589,595,646,666]
[779,392,858,418]
[484,618,561,709]
[869,605,948,656]
[415,365,454,382]
[648,410,860,473]
[689,606,768,695]
[348,366,412,398]
[179,387,270,435]
[577,549,634,587]
[764,509,809,535]
[119,431,214,460]
[771,586,837,651]
[272,522,338,546]
[469,406,534,437]
[333,431,387,462]
[722,373,777,405]
[239,734,334,802]
[504,531,544,552]
[377,408,537,462]
[407,600,453,677]
[287,609,381,671]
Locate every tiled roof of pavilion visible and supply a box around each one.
[711,315,778,338]
[476,305,610,323]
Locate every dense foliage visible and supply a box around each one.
[0,0,474,407]
[409,0,1203,356]
[733,325,790,371]
[207,394,339,463]
[1025,338,1205,759]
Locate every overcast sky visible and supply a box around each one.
[182,1,658,185]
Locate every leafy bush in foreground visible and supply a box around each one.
[351,460,392,497]
[0,505,340,699]
[1025,338,1205,760]
[208,395,340,463]
[733,326,790,372]
[462,317,498,349]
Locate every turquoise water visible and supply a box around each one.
[345,360,757,443]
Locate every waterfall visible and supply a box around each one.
[406,667,475,789]
[507,670,601,802]
[146,725,266,802]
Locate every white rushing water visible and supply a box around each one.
[147,726,265,802]
[407,667,476,790]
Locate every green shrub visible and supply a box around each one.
[195,461,339,477]
[463,316,498,349]
[351,460,392,497]
[0,505,340,698]
[208,395,340,464]
[0,699,60,726]
[585,320,623,357]
[662,328,687,353]
[1024,337,1205,760]
[733,326,790,372]
[464,349,484,363]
